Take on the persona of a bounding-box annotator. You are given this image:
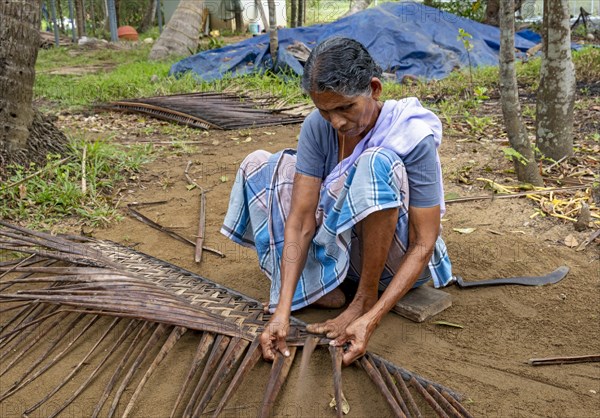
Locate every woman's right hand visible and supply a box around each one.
[259,311,290,361]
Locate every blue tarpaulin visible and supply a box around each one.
[170,2,541,82]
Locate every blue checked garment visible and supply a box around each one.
[221,146,453,313]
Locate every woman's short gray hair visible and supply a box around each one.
[301,37,383,97]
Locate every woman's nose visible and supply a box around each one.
[329,113,346,130]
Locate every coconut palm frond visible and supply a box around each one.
[0,222,471,417]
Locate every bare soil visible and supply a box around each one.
[1,101,599,417]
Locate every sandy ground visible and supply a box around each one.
[1,109,599,417]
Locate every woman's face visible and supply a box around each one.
[310,77,383,140]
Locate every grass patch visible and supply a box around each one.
[1,139,154,228]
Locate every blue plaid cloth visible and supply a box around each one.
[221,147,453,312]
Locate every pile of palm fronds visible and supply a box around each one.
[0,221,471,417]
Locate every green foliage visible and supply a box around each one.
[502,147,529,166]
[457,28,474,52]
[464,113,492,135]
[0,139,154,227]
[197,36,226,53]
[427,0,485,21]
[572,46,600,83]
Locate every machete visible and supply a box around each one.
[450,266,570,288]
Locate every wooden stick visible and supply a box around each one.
[211,337,262,418]
[576,229,600,252]
[170,332,216,418]
[360,355,405,418]
[122,326,188,418]
[126,205,224,258]
[258,346,297,418]
[81,145,87,194]
[528,354,600,366]
[184,161,206,263]
[329,346,344,418]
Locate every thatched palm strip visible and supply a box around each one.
[22,317,123,416]
[183,334,232,418]
[210,337,262,418]
[89,321,157,418]
[192,337,250,416]
[170,332,216,418]
[122,326,188,418]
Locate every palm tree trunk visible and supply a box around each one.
[138,0,157,34]
[535,0,576,161]
[268,0,278,60]
[341,0,371,18]
[290,0,297,28]
[75,0,86,37]
[498,0,543,186]
[297,0,304,27]
[0,0,40,157]
[149,0,205,60]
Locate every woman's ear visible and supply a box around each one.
[370,77,383,100]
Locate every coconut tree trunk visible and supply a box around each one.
[485,0,524,26]
[149,0,205,60]
[535,0,576,161]
[290,0,297,28]
[0,0,67,172]
[233,0,243,33]
[297,0,304,26]
[268,0,278,60]
[498,0,543,186]
[341,0,371,18]
[75,0,86,37]
[0,0,40,158]
[138,0,157,33]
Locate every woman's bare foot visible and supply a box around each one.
[306,296,376,339]
[311,287,346,309]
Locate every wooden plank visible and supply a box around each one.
[392,286,452,323]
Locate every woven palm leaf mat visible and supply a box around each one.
[0,221,472,417]
[95,92,308,130]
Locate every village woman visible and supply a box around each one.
[221,37,453,365]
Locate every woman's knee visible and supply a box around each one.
[240,150,271,175]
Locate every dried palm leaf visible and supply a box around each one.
[0,222,471,417]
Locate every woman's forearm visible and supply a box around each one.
[364,240,434,326]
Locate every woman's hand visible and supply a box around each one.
[329,315,377,366]
[259,311,291,361]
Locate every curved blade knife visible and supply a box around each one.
[451,266,570,288]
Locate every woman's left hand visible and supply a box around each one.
[329,315,377,366]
